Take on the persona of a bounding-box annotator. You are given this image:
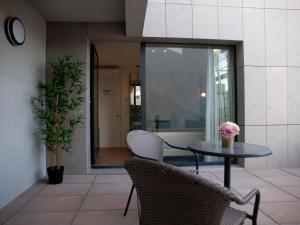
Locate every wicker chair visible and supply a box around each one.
[126,130,164,161]
[123,130,165,216]
[125,158,261,225]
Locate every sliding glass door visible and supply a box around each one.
[143,44,235,164]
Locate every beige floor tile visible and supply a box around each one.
[94,174,131,184]
[282,168,300,177]
[261,202,300,224]
[63,175,95,184]
[0,213,13,224]
[247,169,290,177]
[244,211,278,225]
[212,170,256,181]
[263,176,300,187]
[80,195,137,211]
[231,177,274,189]
[198,171,221,180]
[0,196,32,213]
[2,170,300,225]
[230,203,277,225]
[72,210,139,225]
[282,186,300,199]
[196,172,224,185]
[88,183,132,195]
[38,184,91,196]
[20,196,84,212]
[236,187,298,202]
[3,212,75,225]
[21,181,47,197]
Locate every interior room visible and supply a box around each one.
[91,42,141,167]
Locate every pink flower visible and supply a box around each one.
[219,121,240,139]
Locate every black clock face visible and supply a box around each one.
[5,17,26,46]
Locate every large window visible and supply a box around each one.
[143,44,235,163]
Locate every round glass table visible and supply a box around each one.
[187,141,272,188]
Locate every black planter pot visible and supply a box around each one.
[47,166,64,184]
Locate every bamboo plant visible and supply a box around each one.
[33,55,84,169]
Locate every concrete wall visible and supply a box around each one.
[0,0,46,208]
[46,23,90,175]
[46,22,131,174]
[143,0,300,168]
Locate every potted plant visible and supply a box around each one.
[219,121,240,148]
[33,55,84,184]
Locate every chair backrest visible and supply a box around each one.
[126,130,164,161]
[125,158,233,225]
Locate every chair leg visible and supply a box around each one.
[124,184,135,216]
[251,191,260,225]
[193,153,199,174]
[246,191,260,225]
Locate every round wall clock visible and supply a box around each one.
[5,17,26,46]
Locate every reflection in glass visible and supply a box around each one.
[130,67,142,130]
[144,44,235,164]
[130,86,141,106]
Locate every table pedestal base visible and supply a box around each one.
[224,157,231,188]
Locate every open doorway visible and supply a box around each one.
[90,42,141,167]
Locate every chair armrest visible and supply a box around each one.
[234,188,260,205]
[233,188,260,225]
[164,141,189,151]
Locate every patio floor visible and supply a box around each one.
[1,167,300,225]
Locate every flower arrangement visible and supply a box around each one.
[219,121,240,139]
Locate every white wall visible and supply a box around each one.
[97,67,137,148]
[95,42,140,148]
[0,0,46,208]
[143,0,300,168]
[120,66,136,147]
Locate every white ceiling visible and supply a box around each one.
[29,0,125,22]
[95,42,140,67]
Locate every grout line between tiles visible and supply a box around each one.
[247,170,300,201]
[165,1,167,37]
[212,167,281,224]
[242,171,284,225]
[191,2,193,38]
[280,169,300,178]
[0,182,48,225]
[70,175,97,225]
[164,2,297,10]
[285,1,290,167]
[263,0,268,170]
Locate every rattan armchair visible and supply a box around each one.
[124,130,165,216]
[125,158,260,225]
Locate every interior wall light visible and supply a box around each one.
[5,17,26,46]
[136,89,141,98]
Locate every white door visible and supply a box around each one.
[98,69,121,148]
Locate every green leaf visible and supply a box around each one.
[32,55,85,166]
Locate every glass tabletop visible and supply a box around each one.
[187,141,272,158]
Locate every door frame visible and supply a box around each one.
[90,44,99,166]
[90,42,142,169]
